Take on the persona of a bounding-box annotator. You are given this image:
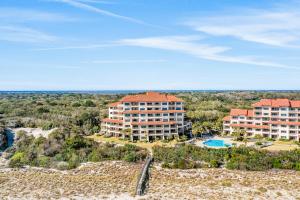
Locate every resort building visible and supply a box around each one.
[223,99,300,141]
[101,92,190,141]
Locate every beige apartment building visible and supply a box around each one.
[101,92,189,141]
[223,99,300,141]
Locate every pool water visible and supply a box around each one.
[203,139,231,148]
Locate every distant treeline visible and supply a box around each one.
[2,91,300,136]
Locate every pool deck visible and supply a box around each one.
[195,136,300,151]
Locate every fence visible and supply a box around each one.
[135,155,153,196]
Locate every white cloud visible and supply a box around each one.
[90,59,167,64]
[185,8,300,47]
[118,35,300,69]
[49,0,146,24]
[0,26,57,43]
[0,7,75,22]
[31,43,118,51]
[74,0,116,4]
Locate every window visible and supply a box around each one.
[281,108,287,111]
[162,102,168,105]
[141,114,146,117]
[163,113,168,116]
[140,108,145,110]
[140,103,145,106]
[124,103,130,106]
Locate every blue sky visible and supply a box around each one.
[1,0,300,90]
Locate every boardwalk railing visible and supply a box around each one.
[136,155,153,196]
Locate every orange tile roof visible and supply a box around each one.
[230,109,253,117]
[131,121,178,125]
[252,99,300,108]
[230,124,269,129]
[102,118,123,124]
[108,102,121,107]
[268,121,300,125]
[223,116,231,121]
[291,100,300,108]
[120,92,183,103]
[122,110,185,114]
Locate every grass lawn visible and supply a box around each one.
[262,140,300,151]
[87,134,179,152]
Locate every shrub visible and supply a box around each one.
[123,152,138,162]
[42,122,54,130]
[72,102,81,107]
[55,161,69,170]
[83,100,96,107]
[37,107,50,114]
[9,152,28,168]
[295,163,300,171]
[210,159,220,168]
[68,153,80,169]
[37,156,51,168]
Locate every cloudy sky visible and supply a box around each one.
[1,0,300,90]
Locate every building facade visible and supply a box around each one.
[101,92,188,141]
[223,99,300,141]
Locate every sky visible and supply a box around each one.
[1,0,300,90]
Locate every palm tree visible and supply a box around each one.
[192,122,206,138]
[231,128,246,141]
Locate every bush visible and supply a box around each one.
[37,156,51,167]
[83,100,96,107]
[295,163,300,171]
[9,152,28,168]
[68,153,80,169]
[37,107,50,114]
[55,161,69,170]
[210,159,220,168]
[72,102,81,107]
[42,122,54,130]
[123,152,138,162]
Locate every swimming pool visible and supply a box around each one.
[203,139,231,148]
